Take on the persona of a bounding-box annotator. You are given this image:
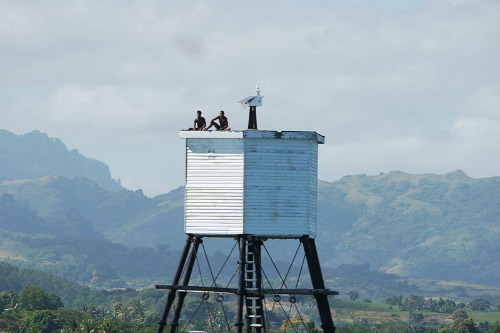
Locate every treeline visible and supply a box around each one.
[2,261,500,333]
[1,231,180,289]
[332,297,500,333]
[1,261,113,308]
[0,261,169,311]
[386,294,497,314]
[386,295,459,313]
[0,286,157,332]
[2,285,500,332]
[336,321,500,333]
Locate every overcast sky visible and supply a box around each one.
[1,0,499,197]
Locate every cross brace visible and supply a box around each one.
[155,284,339,296]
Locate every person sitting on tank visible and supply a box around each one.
[206,110,229,131]
[189,110,206,131]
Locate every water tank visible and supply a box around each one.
[179,130,324,238]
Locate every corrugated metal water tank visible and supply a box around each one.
[179,130,324,238]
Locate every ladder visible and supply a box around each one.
[245,242,264,332]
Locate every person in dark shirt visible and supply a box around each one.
[206,110,229,131]
[191,110,206,130]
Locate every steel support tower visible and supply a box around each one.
[156,235,337,333]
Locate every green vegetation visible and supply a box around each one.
[0,288,158,332]
[2,128,500,289]
[2,280,499,332]
[331,298,500,333]
[317,171,500,287]
[2,129,500,331]
[1,261,500,332]
[2,168,498,289]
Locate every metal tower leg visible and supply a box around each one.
[158,235,336,333]
[169,236,202,333]
[301,236,336,333]
[157,235,194,333]
[236,235,247,333]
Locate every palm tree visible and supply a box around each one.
[100,317,118,333]
[113,301,131,322]
[79,318,98,332]
[129,300,146,323]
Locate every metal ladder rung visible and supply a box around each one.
[250,324,263,327]
[246,296,260,300]
[248,305,261,309]
[249,315,262,318]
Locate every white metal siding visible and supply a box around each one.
[308,141,318,237]
[185,139,244,235]
[180,131,322,238]
[243,138,317,237]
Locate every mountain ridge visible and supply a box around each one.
[0,129,123,192]
[0,129,499,290]
[316,170,500,285]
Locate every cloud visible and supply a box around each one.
[450,117,500,149]
[1,0,499,195]
[320,135,429,180]
[48,85,187,132]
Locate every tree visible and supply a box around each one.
[450,318,480,333]
[129,299,146,323]
[0,290,17,314]
[82,304,110,321]
[113,301,131,322]
[467,298,491,311]
[386,295,403,309]
[100,316,119,333]
[405,295,425,311]
[79,318,99,332]
[112,300,146,323]
[280,315,312,332]
[18,310,59,333]
[18,285,63,311]
[408,310,424,326]
[348,290,359,302]
[451,308,468,320]
[486,322,500,333]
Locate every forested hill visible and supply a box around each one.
[315,170,500,286]
[0,129,499,289]
[0,129,123,191]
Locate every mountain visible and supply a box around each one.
[0,190,183,287]
[0,129,123,192]
[0,129,499,291]
[315,170,500,286]
[0,176,185,248]
[0,192,99,238]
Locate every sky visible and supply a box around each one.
[1,0,499,197]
